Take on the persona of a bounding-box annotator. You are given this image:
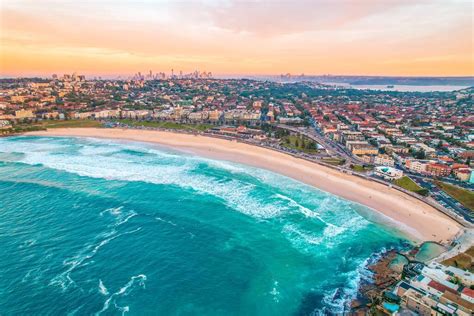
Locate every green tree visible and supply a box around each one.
[415,151,426,160]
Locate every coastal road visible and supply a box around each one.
[277,124,361,165]
[393,162,473,223]
[411,176,473,223]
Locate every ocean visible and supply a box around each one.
[0,136,409,315]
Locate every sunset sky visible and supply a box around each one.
[1,0,473,77]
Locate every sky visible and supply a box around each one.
[0,0,473,77]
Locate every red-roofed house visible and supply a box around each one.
[426,163,452,177]
[452,163,469,170]
[454,168,472,182]
[427,280,458,296]
[461,287,474,303]
[439,156,454,163]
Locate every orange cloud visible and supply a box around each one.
[1,0,472,77]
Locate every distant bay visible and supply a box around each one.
[322,82,470,92]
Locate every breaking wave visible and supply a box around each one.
[0,136,406,314]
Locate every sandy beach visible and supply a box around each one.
[26,128,462,243]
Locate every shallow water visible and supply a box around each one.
[0,136,409,314]
[415,242,447,263]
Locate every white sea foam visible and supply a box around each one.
[155,216,178,226]
[9,139,289,211]
[78,144,120,156]
[18,148,288,219]
[96,274,147,315]
[0,138,65,154]
[19,239,37,248]
[50,227,142,291]
[116,212,137,226]
[100,207,138,227]
[274,193,319,218]
[115,304,130,315]
[269,280,281,303]
[321,224,345,239]
[66,305,84,316]
[100,206,124,216]
[282,212,368,253]
[155,217,196,239]
[3,136,399,314]
[98,279,109,295]
[197,157,254,175]
[283,224,325,248]
[11,137,371,226]
[21,268,40,284]
[316,249,385,314]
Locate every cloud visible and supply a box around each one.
[171,0,419,36]
[1,0,472,76]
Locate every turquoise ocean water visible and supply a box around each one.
[0,136,409,315]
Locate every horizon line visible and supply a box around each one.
[1,73,474,80]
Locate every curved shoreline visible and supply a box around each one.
[25,127,462,243]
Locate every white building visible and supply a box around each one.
[374,166,404,180]
[74,112,93,119]
[374,154,395,167]
[405,159,429,174]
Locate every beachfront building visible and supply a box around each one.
[346,141,378,156]
[425,163,452,177]
[208,110,222,122]
[94,109,121,119]
[279,117,304,125]
[374,166,404,181]
[121,110,150,120]
[188,111,209,122]
[14,109,35,119]
[373,154,395,167]
[73,112,93,119]
[405,159,429,174]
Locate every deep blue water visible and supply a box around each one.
[0,136,408,315]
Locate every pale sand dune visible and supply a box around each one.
[26,128,462,243]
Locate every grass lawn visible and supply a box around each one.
[442,246,473,273]
[116,119,213,132]
[5,120,102,135]
[394,176,429,196]
[3,125,46,135]
[39,120,103,128]
[321,157,346,166]
[350,164,373,172]
[280,135,318,154]
[435,181,474,211]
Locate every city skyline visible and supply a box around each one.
[1,1,473,314]
[1,0,473,77]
